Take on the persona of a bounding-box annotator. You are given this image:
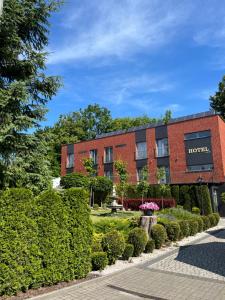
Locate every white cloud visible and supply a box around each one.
[48,0,191,64]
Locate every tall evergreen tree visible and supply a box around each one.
[0,0,62,188]
[210,75,225,117]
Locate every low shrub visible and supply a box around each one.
[102,230,125,264]
[93,204,99,210]
[164,221,181,241]
[151,224,167,249]
[122,244,134,260]
[208,214,217,227]
[188,220,198,236]
[178,220,190,239]
[201,216,210,230]
[91,252,108,271]
[128,228,148,256]
[94,218,131,236]
[196,217,204,232]
[144,239,155,253]
[92,234,103,252]
[192,207,200,215]
[212,213,220,225]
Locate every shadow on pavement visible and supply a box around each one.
[175,230,225,277]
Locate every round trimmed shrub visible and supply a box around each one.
[122,244,134,260]
[93,204,99,210]
[151,224,167,249]
[144,239,155,253]
[128,228,148,256]
[102,230,125,264]
[201,216,210,230]
[164,221,180,241]
[92,234,103,252]
[188,220,198,236]
[91,252,108,271]
[60,172,90,189]
[192,207,200,215]
[196,217,204,232]
[212,213,220,225]
[208,214,217,227]
[178,220,190,239]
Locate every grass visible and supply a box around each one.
[91,209,141,223]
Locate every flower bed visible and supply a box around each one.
[122,198,176,210]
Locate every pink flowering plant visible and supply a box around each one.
[139,202,159,211]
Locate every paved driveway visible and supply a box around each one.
[31,228,225,300]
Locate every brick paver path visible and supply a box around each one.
[31,228,225,300]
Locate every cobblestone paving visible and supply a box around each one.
[148,229,225,282]
[31,227,225,300]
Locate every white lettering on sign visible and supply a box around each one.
[188,147,210,154]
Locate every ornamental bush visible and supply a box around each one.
[36,190,71,285]
[208,214,217,227]
[92,176,113,205]
[144,239,155,253]
[196,217,204,232]
[164,221,181,241]
[60,172,90,189]
[212,213,220,225]
[122,243,134,260]
[63,188,93,279]
[188,220,198,236]
[0,188,42,295]
[200,185,213,215]
[92,233,103,252]
[201,215,211,230]
[102,230,125,264]
[128,228,148,256]
[91,252,108,271]
[178,220,190,239]
[192,207,200,215]
[171,185,179,204]
[151,224,167,249]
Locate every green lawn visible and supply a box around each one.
[90,209,141,223]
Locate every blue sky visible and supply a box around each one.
[43,0,225,127]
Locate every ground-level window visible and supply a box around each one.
[66,153,74,168]
[187,164,213,172]
[104,147,113,163]
[90,149,98,164]
[104,170,113,181]
[158,166,170,184]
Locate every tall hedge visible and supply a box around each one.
[171,185,179,204]
[0,189,42,296]
[36,190,71,285]
[0,188,93,296]
[63,188,93,279]
[200,185,213,215]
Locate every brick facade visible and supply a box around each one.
[61,112,225,185]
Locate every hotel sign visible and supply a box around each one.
[185,137,213,166]
[188,147,210,154]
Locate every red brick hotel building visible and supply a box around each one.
[61,111,225,214]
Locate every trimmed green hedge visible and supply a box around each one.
[122,243,134,260]
[164,221,181,241]
[178,220,190,239]
[0,188,93,296]
[144,239,155,253]
[91,252,108,271]
[128,228,148,256]
[102,230,125,264]
[151,224,167,249]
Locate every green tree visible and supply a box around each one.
[163,110,172,125]
[137,166,149,203]
[114,160,128,208]
[210,75,225,117]
[0,0,62,187]
[82,157,97,206]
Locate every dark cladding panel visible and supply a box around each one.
[104,163,113,172]
[67,144,74,154]
[185,137,213,166]
[135,129,146,143]
[157,157,170,167]
[155,125,168,139]
[136,159,147,169]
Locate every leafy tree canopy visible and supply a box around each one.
[210,75,225,118]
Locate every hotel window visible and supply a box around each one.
[158,166,170,184]
[184,130,210,140]
[104,147,113,163]
[156,138,169,157]
[104,170,113,181]
[136,167,147,182]
[66,153,74,168]
[90,149,98,165]
[187,164,213,172]
[136,142,147,160]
